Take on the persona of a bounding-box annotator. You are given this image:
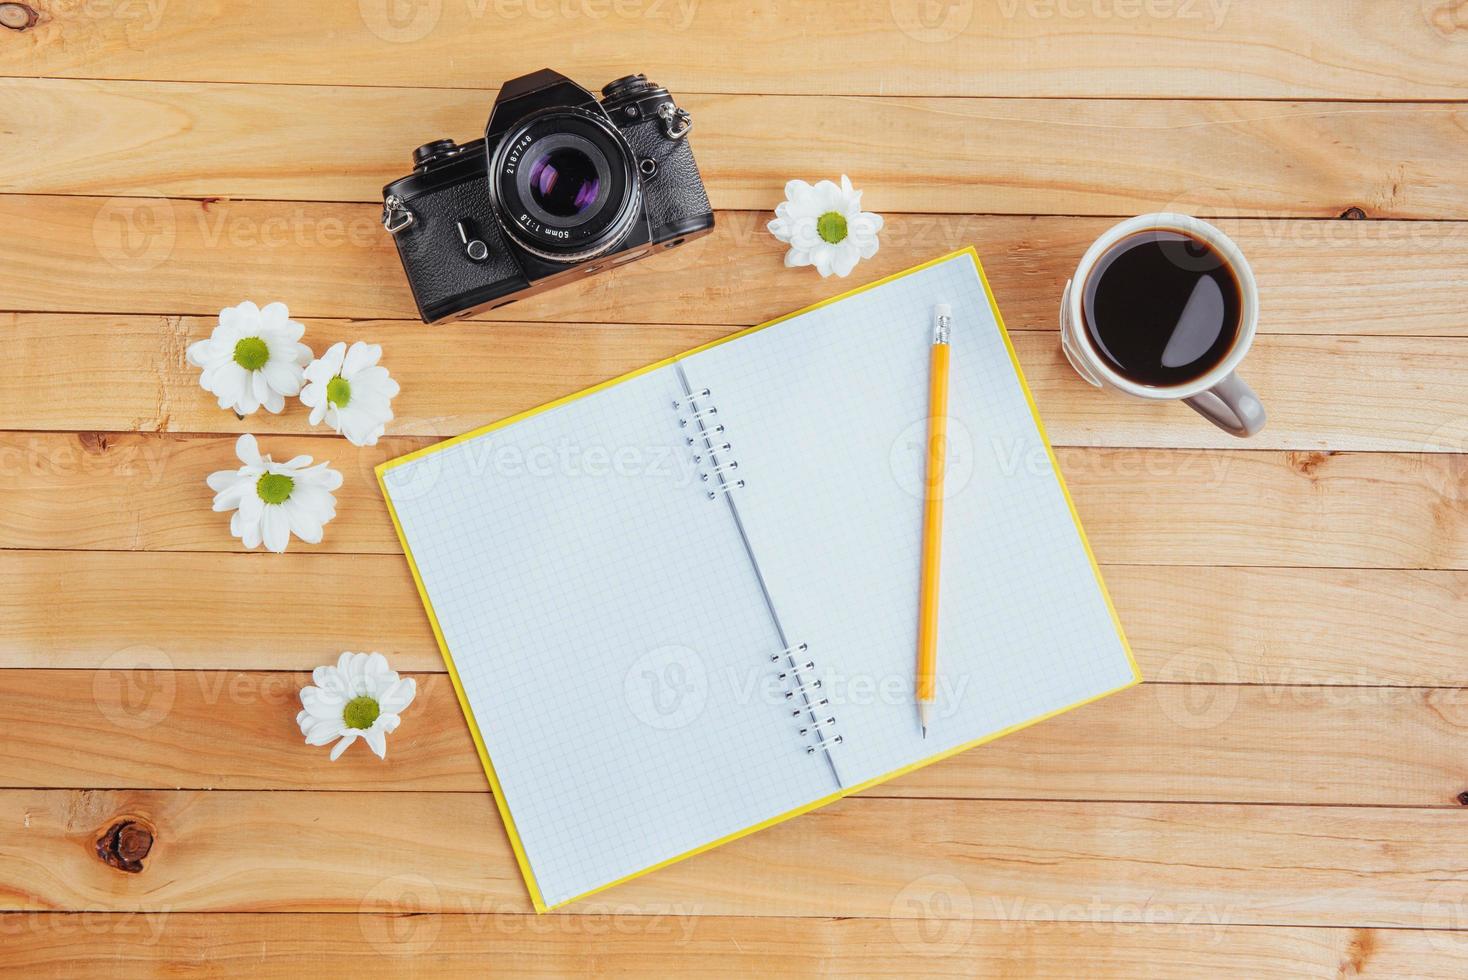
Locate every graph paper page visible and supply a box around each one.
[382,364,838,908]
[679,251,1138,789]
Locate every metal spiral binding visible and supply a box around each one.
[675,388,746,499]
[768,642,844,756]
[675,384,836,758]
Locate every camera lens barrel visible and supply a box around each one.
[487,107,641,264]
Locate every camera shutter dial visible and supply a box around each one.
[413,139,463,171]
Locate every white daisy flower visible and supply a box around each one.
[206,433,342,553]
[767,175,884,278]
[297,652,418,761]
[300,341,401,447]
[187,301,313,416]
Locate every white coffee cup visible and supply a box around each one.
[1059,213,1266,437]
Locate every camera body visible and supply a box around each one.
[382,69,714,323]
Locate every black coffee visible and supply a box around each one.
[1080,229,1242,387]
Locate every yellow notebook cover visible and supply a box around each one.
[377,247,1140,912]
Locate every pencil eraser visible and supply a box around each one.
[935,304,952,319]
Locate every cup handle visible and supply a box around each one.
[1183,371,1267,437]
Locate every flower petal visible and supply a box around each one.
[353,366,398,397]
[205,363,250,412]
[811,247,836,277]
[339,409,381,447]
[211,479,252,512]
[303,716,346,745]
[340,651,364,694]
[283,497,325,544]
[320,342,348,376]
[342,342,382,377]
[783,179,814,205]
[301,462,343,492]
[235,433,262,467]
[300,686,347,720]
[788,220,822,250]
[261,505,290,553]
[186,338,214,367]
[830,242,861,278]
[207,468,244,493]
[261,359,303,397]
[329,731,358,760]
[783,246,812,268]
[313,663,348,693]
[377,677,417,715]
[362,727,387,759]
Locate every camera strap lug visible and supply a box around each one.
[657,102,692,140]
[382,195,416,234]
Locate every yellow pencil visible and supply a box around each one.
[917,303,952,738]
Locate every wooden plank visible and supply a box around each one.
[2,433,1463,568]
[4,315,722,439]
[1061,448,1468,570]
[5,790,1468,925]
[0,431,408,554]
[7,313,1467,452]
[7,668,1468,806]
[4,553,1464,684]
[0,551,433,671]
[1015,334,1468,452]
[2,913,1460,978]
[2,1,1465,100]
[6,79,1468,216]
[7,199,1465,334]
[1106,565,1468,687]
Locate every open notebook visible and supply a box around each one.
[378,248,1140,911]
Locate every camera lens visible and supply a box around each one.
[526,148,601,218]
[488,107,641,263]
[512,133,612,231]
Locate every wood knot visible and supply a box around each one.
[1339,207,1367,220]
[0,3,38,31]
[1425,0,1468,40]
[1457,790,1468,806]
[1342,927,1376,974]
[96,819,154,873]
[77,432,112,455]
[1286,450,1337,479]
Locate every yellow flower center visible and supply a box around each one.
[817,211,848,245]
[255,473,294,505]
[343,696,380,730]
[233,337,270,371]
[326,376,352,409]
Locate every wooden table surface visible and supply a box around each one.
[3,1,1467,976]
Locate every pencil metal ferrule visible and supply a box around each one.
[932,304,952,345]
